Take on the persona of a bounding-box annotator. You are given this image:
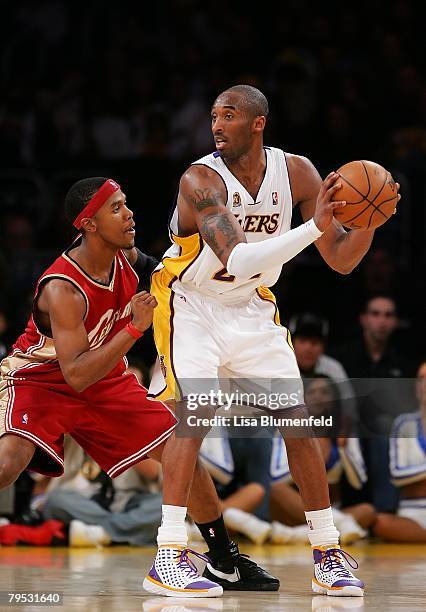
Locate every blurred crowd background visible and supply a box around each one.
[1,0,425,364]
[1,0,426,548]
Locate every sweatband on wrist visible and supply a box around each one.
[226,218,323,278]
[125,322,144,339]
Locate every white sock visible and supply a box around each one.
[305,506,340,547]
[157,504,188,547]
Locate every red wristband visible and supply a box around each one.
[125,322,144,339]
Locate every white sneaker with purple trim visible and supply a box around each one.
[312,546,364,597]
[143,546,223,598]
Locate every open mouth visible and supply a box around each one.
[215,138,227,150]
[125,224,135,235]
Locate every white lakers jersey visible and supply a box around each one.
[158,146,293,303]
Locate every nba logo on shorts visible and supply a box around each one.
[22,413,28,425]
[209,527,215,537]
[272,192,278,205]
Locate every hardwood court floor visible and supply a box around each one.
[0,542,425,611]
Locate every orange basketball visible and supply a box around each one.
[332,160,398,230]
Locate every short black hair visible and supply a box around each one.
[64,177,108,225]
[216,84,269,118]
[289,312,329,341]
[363,294,397,314]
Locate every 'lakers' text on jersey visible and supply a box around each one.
[1,239,139,382]
[156,146,293,304]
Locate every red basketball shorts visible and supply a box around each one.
[0,366,177,478]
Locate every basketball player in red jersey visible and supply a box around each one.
[0,177,276,598]
[0,178,175,482]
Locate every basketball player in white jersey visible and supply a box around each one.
[144,85,400,597]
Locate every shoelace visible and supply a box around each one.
[229,541,245,561]
[319,548,359,579]
[176,548,211,579]
[229,542,258,574]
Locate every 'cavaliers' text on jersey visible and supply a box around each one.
[2,242,138,381]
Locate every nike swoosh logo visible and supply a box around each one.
[206,563,240,582]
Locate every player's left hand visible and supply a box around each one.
[313,172,347,232]
[131,290,158,332]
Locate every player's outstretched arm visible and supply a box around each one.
[292,155,394,274]
[180,165,339,279]
[44,280,155,392]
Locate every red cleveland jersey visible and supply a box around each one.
[7,241,139,381]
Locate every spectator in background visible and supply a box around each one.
[359,247,422,360]
[372,360,426,543]
[332,295,411,512]
[0,437,164,547]
[43,437,163,547]
[334,296,408,379]
[289,312,357,434]
[269,375,374,546]
[290,312,348,381]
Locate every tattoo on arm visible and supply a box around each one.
[186,185,242,260]
[190,188,222,212]
[201,212,240,259]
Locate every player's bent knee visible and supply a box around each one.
[0,435,36,489]
[0,455,26,489]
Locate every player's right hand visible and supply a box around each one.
[131,291,158,332]
[313,172,347,232]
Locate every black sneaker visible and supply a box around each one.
[203,541,280,591]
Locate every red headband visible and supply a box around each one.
[73,179,121,229]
